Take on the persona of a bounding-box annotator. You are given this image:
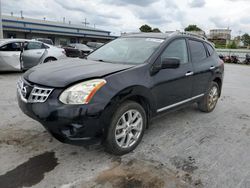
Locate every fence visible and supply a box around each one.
[216,49,250,62]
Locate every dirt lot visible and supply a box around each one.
[0,64,250,188]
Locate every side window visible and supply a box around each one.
[188,40,207,63]
[205,43,214,56]
[161,39,188,64]
[0,42,21,51]
[26,42,43,50]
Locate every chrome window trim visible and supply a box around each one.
[157,94,205,113]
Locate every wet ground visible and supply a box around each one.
[0,64,250,188]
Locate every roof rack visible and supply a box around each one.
[182,31,207,40]
[172,31,207,41]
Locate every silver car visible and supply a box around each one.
[0,39,66,71]
[0,39,26,71]
[21,41,67,70]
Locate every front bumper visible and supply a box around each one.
[17,87,106,145]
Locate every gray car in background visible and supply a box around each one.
[0,39,67,71]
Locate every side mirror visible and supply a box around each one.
[161,58,180,69]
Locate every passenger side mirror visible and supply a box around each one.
[161,58,180,69]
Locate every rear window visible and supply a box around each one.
[188,40,207,63]
[205,43,215,56]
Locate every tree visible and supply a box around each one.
[139,24,152,32]
[241,33,250,47]
[152,28,161,32]
[184,24,202,32]
[227,41,237,49]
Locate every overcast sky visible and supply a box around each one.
[2,0,250,36]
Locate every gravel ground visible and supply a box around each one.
[0,63,250,188]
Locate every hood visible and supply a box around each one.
[23,58,134,87]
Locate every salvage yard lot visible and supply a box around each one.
[0,63,250,188]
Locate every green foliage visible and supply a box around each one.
[139,24,152,32]
[227,41,237,49]
[139,25,161,33]
[184,25,202,32]
[152,28,161,32]
[241,33,250,46]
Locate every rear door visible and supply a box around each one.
[151,38,194,111]
[188,39,215,96]
[0,42,22,71]
[21,41,46,69]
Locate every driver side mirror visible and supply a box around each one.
[161,58,180,69]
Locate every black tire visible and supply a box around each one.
[198,81,219,113]
[44,57,57,63]
[104,101,146,155]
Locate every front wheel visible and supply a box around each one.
[104,101,146,155]
[198,82,219,112]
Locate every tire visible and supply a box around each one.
[44,57,56,63]
[104,101,146,155]
[198,81,219,113]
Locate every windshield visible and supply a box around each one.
[87,37,164,64]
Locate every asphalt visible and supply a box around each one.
[0,63,250,188]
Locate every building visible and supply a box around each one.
[209,29,231,40]
[2,15,116,45]
[208,29,231,47]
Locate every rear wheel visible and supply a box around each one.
[198,81,219,112]
[44,57,57,63]
[104,101,146,155]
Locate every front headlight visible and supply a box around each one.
[59,79,106,104]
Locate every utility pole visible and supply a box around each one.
[82,18,89,27]
[0,0,3,39]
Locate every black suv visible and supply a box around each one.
[17,32,224,155]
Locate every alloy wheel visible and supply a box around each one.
[115,109,143,149]
[208,86,219,110]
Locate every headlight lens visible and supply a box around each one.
[59,79,106,104]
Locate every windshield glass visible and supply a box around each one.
[87,37,164,64]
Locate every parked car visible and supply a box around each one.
[87,42,104,50]
[0,39,28,71]
[21,41,67,70]
[63,43,93,58]
[0,39,66,71]
[17,32,224,155]
[35,38,54,45]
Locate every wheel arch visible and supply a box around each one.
[101,85,156,129]
[213,77,222,96]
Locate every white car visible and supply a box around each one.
[0,39,67,71]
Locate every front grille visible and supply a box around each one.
[17,78,53,103]
[28,86,53,103]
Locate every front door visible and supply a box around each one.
[21,41,46,69]
[151,38,194,112]
[0,42,22,71]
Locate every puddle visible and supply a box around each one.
[0,151,58,188]
[81,159,199,188]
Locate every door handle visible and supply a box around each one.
[210,66,215,70]
[36,52,42,54]
[185,71,194,76]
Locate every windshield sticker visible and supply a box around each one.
[146,38,164,43]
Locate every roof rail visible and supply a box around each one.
[173,31,207,41]
[182,31,207,40]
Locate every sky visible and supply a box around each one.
[1,0,250,36]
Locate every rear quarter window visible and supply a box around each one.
[188,40,207,63]
[205,43,215,56]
